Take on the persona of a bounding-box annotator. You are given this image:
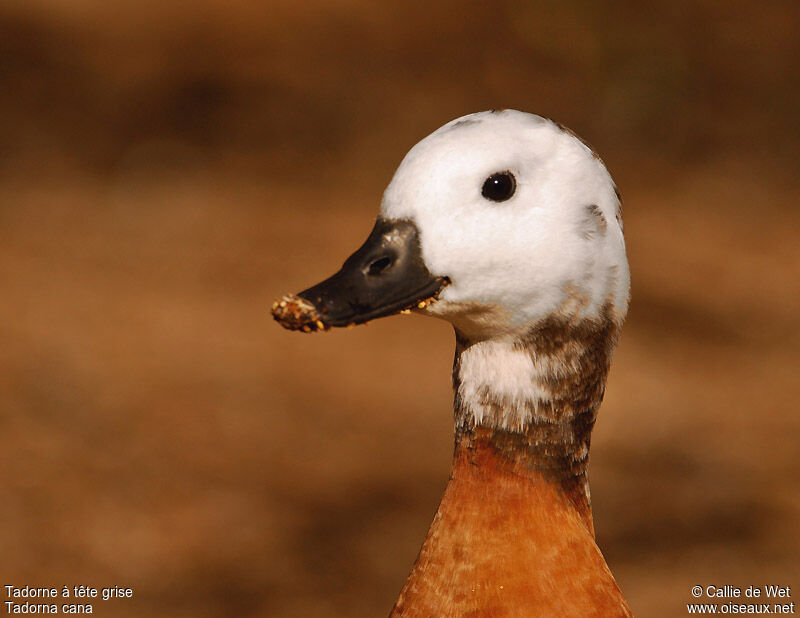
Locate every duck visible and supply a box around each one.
[272,109,633,617]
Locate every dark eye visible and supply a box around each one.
[481,171,516,202]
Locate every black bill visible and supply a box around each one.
[272,218,449,332]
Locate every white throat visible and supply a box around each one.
[452,306,621,436]
[454,338,557,432]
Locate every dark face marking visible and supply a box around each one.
[581,204,608,239]
[439,118,483,136]
[451,118,480,129]
[554,121,623,232]
[614,185,624,230]
[555,121,603,162]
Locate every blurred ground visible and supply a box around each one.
[1,2,799,616]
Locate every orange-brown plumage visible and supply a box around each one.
[391,428,632,617]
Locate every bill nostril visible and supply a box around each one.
[367,256,393,276]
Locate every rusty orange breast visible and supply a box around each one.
[390,433,632,617]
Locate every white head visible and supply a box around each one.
[380,109,629,340]
[274,110,629,436]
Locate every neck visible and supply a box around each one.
[451,306,620,529]
[390,306,630,617]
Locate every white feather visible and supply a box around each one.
[380,110,629,337]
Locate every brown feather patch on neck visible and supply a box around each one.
[452,303,622,511]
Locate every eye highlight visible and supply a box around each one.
[481,171,516,202]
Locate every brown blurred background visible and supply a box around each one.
[1,1,798,616]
